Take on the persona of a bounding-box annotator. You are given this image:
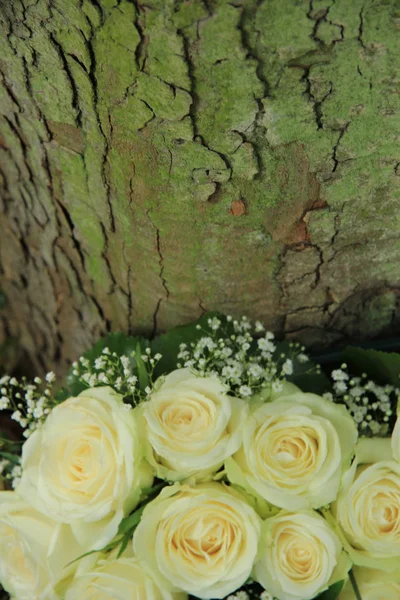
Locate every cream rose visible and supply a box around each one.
[226,392,357,510]
[133,482,261,599]
[65,547,187,600]
[254,511,351,600]
[391,414,400,462]
[17,387,153,549]
[333,460,400,570]
[339,567,400,599]
[0,491,87,600]
[140,369,247,481]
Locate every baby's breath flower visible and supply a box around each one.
[297,353,309,364]
[258,338,276,353]
[255,320,265,332]
[281,359,293,376]
[45,371,56,384]
[239,385,252,397]
[272,380,284,393]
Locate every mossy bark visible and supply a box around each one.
[0,0,399,374]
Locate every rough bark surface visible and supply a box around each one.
[0,0,399,375]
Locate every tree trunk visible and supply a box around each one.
[0,0,399,375]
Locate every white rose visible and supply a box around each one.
[141,369,247,481]
[254,511,351,600]
[333,460,400,570]
[65,547,187,600]
[0,491,87,600]
[226,391,357,510]
[339,567,400,600]
[17,387,153,548]
[133,482,261,599]
[391,415,400,462]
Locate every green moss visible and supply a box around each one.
[1,0,400,344]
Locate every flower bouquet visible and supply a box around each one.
[1,313,400,600]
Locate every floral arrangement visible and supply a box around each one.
[1,313,400,600]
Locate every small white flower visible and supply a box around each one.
[258,338,276,353]
[45,372,56,384]
[102,347,110,355]
[260,592,275,600]
[331,369,349,381]
[249,364,263,378]
[272,380,283,393]
[334,381,348,393]
[255,320,265,332]
[208,317,221,331]
[11,410,22,423]
[297,353,309,363]
[94,357,106,370]
[239,385,252,397]
[0,396,9,410]
[282,359,293,376]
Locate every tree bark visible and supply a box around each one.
[0,0,399,375]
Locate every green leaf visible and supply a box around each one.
[340,346,400,387]
[116,534,131,558]
[316,580,345,600]
[65,536,124,567]
[151,312,224,378]
[118,505,146,535]
[135,341,149,391]
[275,341,332,395]
[141,482,166,497]
[0,451,20,464]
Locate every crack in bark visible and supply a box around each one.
[130,0,148,72]
[307,1,330,46]
[49,33,83,129]
[331,122,350,173]
[235,5,271,179]
[177,24,232,189]
[99,221,117,295]
[55,198,86,269]
[0,70,22,112]
[314,82,334,130]
[67,52,89,74]
[137,99,156,131]
[146,209,170,337]
[302,65,334,130]
[86,23,115,233]
[198,299,207,315]
[307,0,344,46]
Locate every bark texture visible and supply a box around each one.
[0,0,400,375]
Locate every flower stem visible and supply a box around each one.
[349,569,363,600]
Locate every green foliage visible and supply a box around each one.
[340,346,400,387]
[276,340,332,395]
[316,580,345,600]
